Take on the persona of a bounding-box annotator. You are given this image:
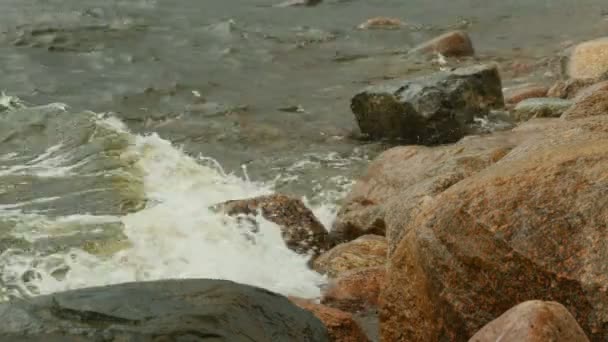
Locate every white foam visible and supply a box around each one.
[0,123,332,299]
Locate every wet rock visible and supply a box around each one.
[357,17,405,30]
[215,194,331,255]
[513,98,573,121]
[547,78,597,99]
[568,37,608,79]
[351,64,503,144]
[0,279,330,341]
[322,266,386,312]
[410,30,475,57]
[381,116,608,341]
[291,298,371,342]
[562,89,608,120]
[334,133,516,251]
[504,84,549,105]
[469,301,589,342]
[313,235,387,277]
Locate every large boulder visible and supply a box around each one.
[562,89,608,120]
[350,64,504,144]
[0,279,330,341]
[567,37,608,79]
[313,235,387,277]
[334,132,518,250]
[469,301,589,342]
[381,116,608,341]
[215,194,332,255]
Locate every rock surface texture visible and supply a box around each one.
[0,279,330,341]
[380,115,608,341]
[568,37,608,79]
[313,235,387,277]
[469,300,589,342]
[350,64,503,144]
[411,30,475,57]
[216,194,332,255]
[513,97,573,121]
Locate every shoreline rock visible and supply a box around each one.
[410,31,475,57]
[313,235,387,277]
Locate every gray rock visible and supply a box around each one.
[513,98,573,121]
[351,64,504,145]
[0,279,330,342]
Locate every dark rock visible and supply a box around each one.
[215,194,332,256]
[351,64,503,145]
[469,301,589,342]
[0,279,330,341]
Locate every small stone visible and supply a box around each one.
[274,0,322,7]
[410,30,475,57]
[313,235,387,278]
[568,37,608,79]
[469,301,589,342]
[322,266,386,312]
[562,89,608,120]
[513,98,573,121]
[357,17,405,30]
[291,298,371,342]
[504,85,549,105]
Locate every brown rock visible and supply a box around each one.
[291,298,371,342]
[568,37,608,79]
[574,80,608,100]
[215,194,331,255]
[334,133,517,250]
[469,300,589,342]
[381,116,608,341]
[547,79,596,99]
[322,266,386,312]
[313,235,387,277]
[505,85,549,105]
[562,89,608,120]
[358,17,404,30]
[411,30,475,57]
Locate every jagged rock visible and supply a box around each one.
[0,279,330,341]
[313,235,387,277]
[215,194,332,255]
[291,298,370,342]
[469,301,589,342]
[410,31,475,57]
[381,116,608,341]
[513,98,573,121]
[350,64,503,144]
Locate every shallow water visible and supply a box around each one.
[0,0,606,299]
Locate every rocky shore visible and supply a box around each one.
[3,14,608,342]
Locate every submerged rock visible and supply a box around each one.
[469,301,589,342]
[0,279,330,341]
[381,116,608,341]
[291,297,370,342]
[567,37,608,79]
[357,17,405,30]
[351,64,503,144]
[410,30,475,57]
[313,235,387,277]
[513,97,573,121]
[215,194,332,255]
